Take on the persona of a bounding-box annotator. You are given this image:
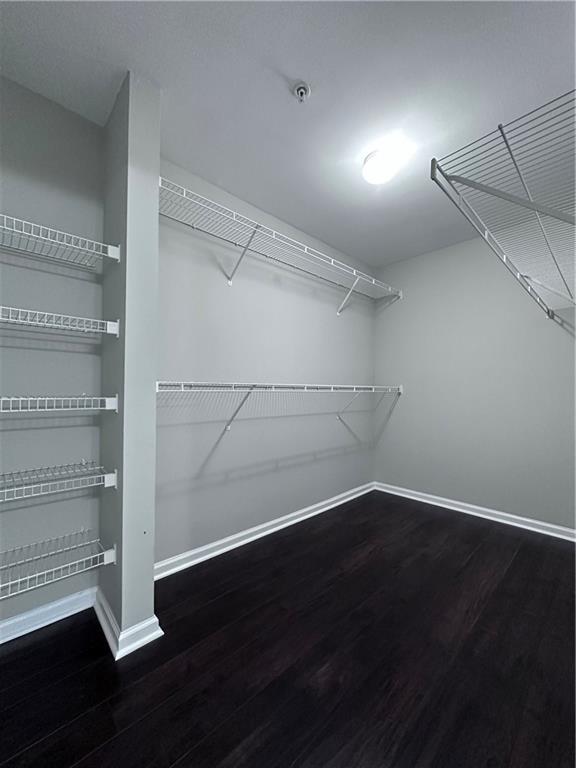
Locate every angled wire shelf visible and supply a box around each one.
[0,461,117,503]
[1,395,118,413]
[432,90,575,318]
[0,305,119,336]
[157,381,402,429]
[0,530,116,600]
[159,178,402,314]
[0,214,120,269]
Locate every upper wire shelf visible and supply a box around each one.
[1,395,118,413]
[432,90,575,319]
[0,529,116,600]
[0,305,119,336]
[159,178,402,314]
[0,214,120,270]
[0,461,117,503]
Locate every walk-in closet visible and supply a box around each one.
[0,2,574,767]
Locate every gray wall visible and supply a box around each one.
[0,77,105,619]
[155,160,376,561]
[373,237,575,528]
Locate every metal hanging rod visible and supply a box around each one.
[0,461,117,503]
[158,178,402,314]
[0,529,116,600]
[0,213,120,269]
[157,381,402,394]
[0,395,118,413]
[432,89,575,320]
[0,305,120,336]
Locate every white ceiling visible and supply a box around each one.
[1,2,574,267]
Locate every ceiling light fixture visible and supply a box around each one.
[362,131,417,185]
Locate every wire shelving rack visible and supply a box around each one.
[0,214,120,269]
[0,305,119,336]
[0,530,116,600]
[432,90,575,319]
[0,461,117,503]
[1,395,118,413]
[157,381,402,430]
[159,178,402,314]
[157,381,402,395]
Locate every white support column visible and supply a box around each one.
[98,72,163,659]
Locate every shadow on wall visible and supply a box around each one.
[155,442,372,496]
[156,391,401,490]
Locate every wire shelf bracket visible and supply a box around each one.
[159,178,402,314]
[0,530,116,600]
[431,90,575,321]
[0,305,120,336]
[1,395,118,413]
[0,462,117,503]
[0,214,120,270]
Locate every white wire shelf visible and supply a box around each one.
[1,395,118,413]
[0,305,119,336]
[159,177,402,314]
[0,461,117,503]
[157,381,402,394]
[0,530,116,600]
[0,214,120,270]
[157,381,402,430]
[432,90,575,319]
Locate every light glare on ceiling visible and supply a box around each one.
[362,131,417,185]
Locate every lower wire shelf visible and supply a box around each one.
[0,530,116,600]
[0,461,117,503]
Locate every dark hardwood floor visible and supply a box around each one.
[0,491,574,767]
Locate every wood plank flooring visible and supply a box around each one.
[0,491,574,767]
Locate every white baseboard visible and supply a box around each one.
[94,588,164,660]
[373,482,576,542]
[0,587,97,645]
[154,482,375,580]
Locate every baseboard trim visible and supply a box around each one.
[0,587,97,645]
[94,588,164,660]
[373,482,575,542]
[154,482,375,580]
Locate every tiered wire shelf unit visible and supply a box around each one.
[1,212,120,604]
[0,530,116,600]
[159,178,402,315]
[0,214,120,269]
[0,305,119,336]
[0,462,117,503]
[432,90,575,320]
[1,395,118,413]
[157,381,402,430]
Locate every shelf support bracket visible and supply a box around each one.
[225,387,254,431]
[498,124,573,299]
[337,277,360,316]
[445,173,575,226]
[227,226,259,285]
[336,391,363,443]
[337,391,362,416]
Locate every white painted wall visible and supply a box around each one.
[155,160,377,560]
[373,238,575,528]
